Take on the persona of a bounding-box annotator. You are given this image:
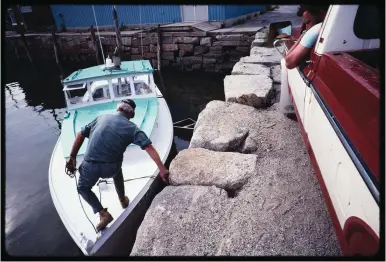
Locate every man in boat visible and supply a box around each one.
[284,5,329,69]
[65,99,169,232]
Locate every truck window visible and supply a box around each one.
[353,5,379,40]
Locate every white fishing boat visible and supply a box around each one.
[48,60,174,256]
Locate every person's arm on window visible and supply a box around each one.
[284,30,307,57]
[285,24,321,69]
[285,45,311,69]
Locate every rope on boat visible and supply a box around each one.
[66,165,156,234]
[92,5,106,65]
[96,175,156,214]
[73,171,99,234]
[97,175,156,185]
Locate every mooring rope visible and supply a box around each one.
[92,5,106,65]
[66,165,155,234]
[72,172,99,234]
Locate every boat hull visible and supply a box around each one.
[48,89,174,256]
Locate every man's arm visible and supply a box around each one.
[65,117,97,173]
[70,132,86,158]
[65,132,85,173]
[285,45,311,69]
[144,144,169,183]
[131,127,169,183]
[284,24,321,69]
[285,30,306,56]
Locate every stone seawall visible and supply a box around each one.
[130,6,342,256]
[5,26,259,73]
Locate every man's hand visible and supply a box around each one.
[65,156,77,176]
[144,144,170,184]
[159,169,169,184]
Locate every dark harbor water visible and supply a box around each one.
[4,59,225,256]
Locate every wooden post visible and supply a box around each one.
[156,24,167,97]
[51,27,63,80]
[90,25,101,64]
[156,24,162,72]
[112,5,122,57]
[12,37,20,60]
[11,5,33,65]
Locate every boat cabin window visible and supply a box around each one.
[133,75,153,95]
[112,77,133,98]
[65,81,111,106]
[87,81,111,102]
[65,83,89,105]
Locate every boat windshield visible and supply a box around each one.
[112,77,133,98]
[65,83,90,105]
[82,81,111,103]
[133,75,152,95]
[64,73,154,108]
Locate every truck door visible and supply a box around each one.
[286,46,316,128]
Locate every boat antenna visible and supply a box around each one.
[92,5,106,65]
[140,5,143,58]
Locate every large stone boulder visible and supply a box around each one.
[190,101,264,153]
[240,52,281,66]
[169,148,258,191]
[250,46,281,57]
[251,38,266,47]
[224,75,274,108]
[231,62,270,76]
[270,64,281,83]
[130,185,233,256]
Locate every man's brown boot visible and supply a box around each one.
[119,196,130,209]
[96,208,113,232]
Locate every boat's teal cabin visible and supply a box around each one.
[60,60,159,159]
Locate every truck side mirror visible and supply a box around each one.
[268,21,292,42]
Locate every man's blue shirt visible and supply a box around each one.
[81,112,152,163]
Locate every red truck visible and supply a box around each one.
[273,5,380,256]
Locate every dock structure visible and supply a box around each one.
[131,6,342,256]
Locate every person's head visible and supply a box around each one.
[301,5,329,30]
[117,99,136,119]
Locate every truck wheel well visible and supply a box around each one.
[343,216,379,256]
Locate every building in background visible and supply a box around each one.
[6,5,55,31]
[50,5,267,31]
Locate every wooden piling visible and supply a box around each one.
[112,5,122,57]
[12,37,20,60]
[51,27,63,80]
[156,24,167,97]
[156,24,162,72]
[11,5,33,65]
[90,25,101,64]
